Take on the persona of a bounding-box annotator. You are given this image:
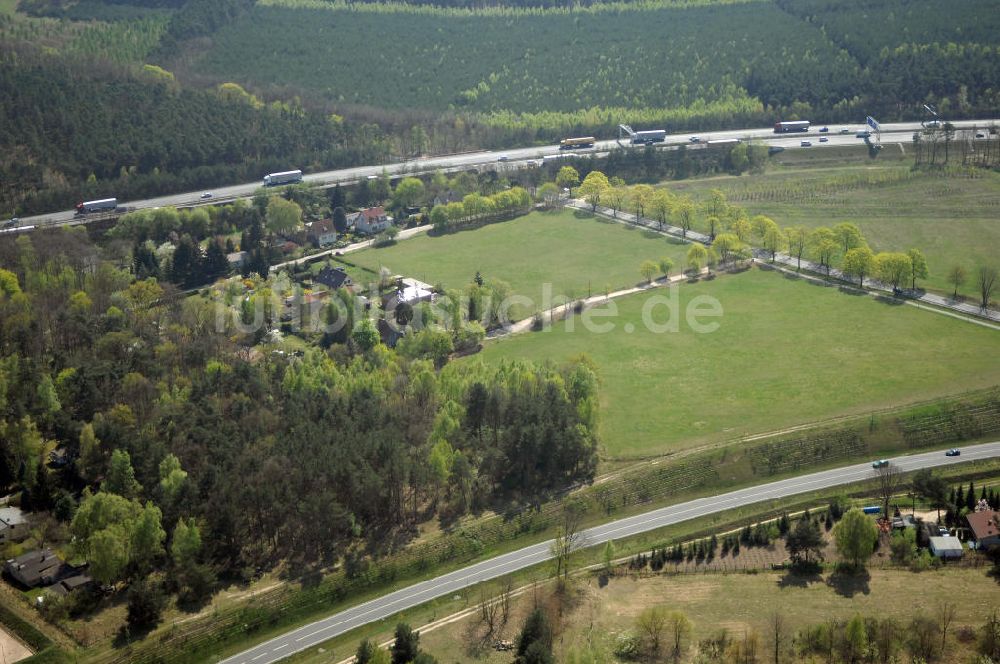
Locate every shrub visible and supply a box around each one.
[613,632,642,660]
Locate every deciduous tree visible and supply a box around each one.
[841,246,875,286]
[875,252,913,291]
[979,265,998,309]
[785,226,809,270]
[833,222,865,254]
[907,248,929,290]
[555,166,580,191]
[833,508,878,570]
[640,260,658,284]
[265,196,302,236]
[686,243,707,272]
[578,171,610,212]
[948,264,967,299]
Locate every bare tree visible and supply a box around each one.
[636,607,668,657]
[979,265,998,310]
[768,612,787,664]
[938,602,956,654]
[668,611,692,663]
[477,583,499,644]
[550,499,586,580]
[873,463,902,518]
[872,617,900,664]
[908,613,940,661]
[498,576,514,633]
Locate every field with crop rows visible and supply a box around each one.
[669,162,1000,295]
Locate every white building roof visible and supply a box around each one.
[929,536,964,553]
[0,507,27,526]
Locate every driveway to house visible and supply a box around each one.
[220,442,1000,664]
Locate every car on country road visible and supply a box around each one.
[976,132,986,139]
[840,128,851,134]
[945,448,961,457]
[872,459,889,469]
[689,136,701,143]
[819,126,829,133]
[497,155,509,162]
[200,192,213,199]
[819,136,829,142]
[800,140,812,147]
[3,217,18,228]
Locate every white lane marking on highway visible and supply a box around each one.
[222,443,1000,663]
[274,643,288,650]
[252,653,267,661]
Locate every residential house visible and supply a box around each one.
[306,219,338,248]
[967,510,1000,550]
[4,549,66,588]
[315,266,353,291]
[0,507,27,544]
[49,574,93,597]
[383,277,434,311]
[928,536,964,559]
[350,207,392,235]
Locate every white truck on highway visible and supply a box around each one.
[75,198,118,214]
[263,170,303,186]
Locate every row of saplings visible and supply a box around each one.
[628,500,846,571]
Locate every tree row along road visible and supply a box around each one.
[220,442,1000,664]
[18,120,998,229]
[566,199,1000,325]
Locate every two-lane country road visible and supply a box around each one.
[220,441,1000,664]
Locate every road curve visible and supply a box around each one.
[220,441,1000,664]
[17,119,999,230]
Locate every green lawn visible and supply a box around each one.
[476,268,1000,459]
[667,151,1000,295]
[346,210,690,320]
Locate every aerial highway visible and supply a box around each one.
[220,441,1000,664]
[14,119,997,231]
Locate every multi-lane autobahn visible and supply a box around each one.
[13,119,997,230]
[220,442,1000,664]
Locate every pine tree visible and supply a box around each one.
[203,239,230,281]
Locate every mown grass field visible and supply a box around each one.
[477,267,1000,459]
[668,148,1000,295]
[344,210,690,320]
[419,567,993,663]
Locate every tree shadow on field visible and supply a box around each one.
[872,294,906,307]
[826,566,871,598]
[573,209,597,220]
[837,285,867,296]
[777,565,823,589]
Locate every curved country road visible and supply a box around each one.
[220,441,1000,664]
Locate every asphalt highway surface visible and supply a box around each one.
[220,441,1000,664]
[14,119,998,230]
